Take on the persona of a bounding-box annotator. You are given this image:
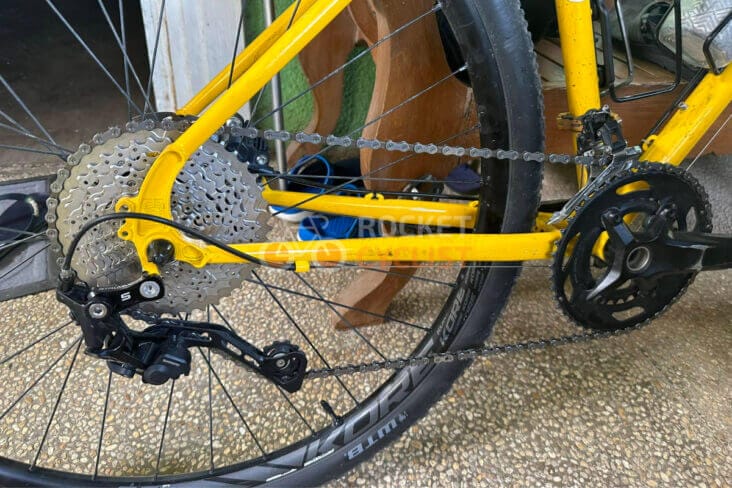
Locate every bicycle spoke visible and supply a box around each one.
[358,67,468,138]
[119,0,132,120]
[295,273,388,360]
[687,113,731,172]
[248,85,269,129]
[198,349,267,456]
[247,0,302,127]
[0,144,65,157]
[251,271,359,405]
[0,233,45,253]
[0,232,46,252]
[243,277,431,331]
[97,0,155,115]
[44,0,143,116]
[93,370,112,480]
[0,244,50,282]
[227,1,247,90]
[0,75,57,146]
[0,320,73,367]
[287,0,304,29]
[207,347,215,473]
[30,339,82,470]
[0,108,30,134]
[210,303,239,334]
[0,113,71,156]
[276,385,315,435]
[253,4,441,128]
[0,227,44,238]
[144,0,166,115]
[206,307,215,473]
[154,380,175,480]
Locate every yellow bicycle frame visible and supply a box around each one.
[116,0,732,274]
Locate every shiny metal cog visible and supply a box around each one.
[46,116,270,313]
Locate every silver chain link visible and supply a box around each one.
[305,324,645,380]
[229,126,600,167]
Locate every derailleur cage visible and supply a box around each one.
[56,275,308,392]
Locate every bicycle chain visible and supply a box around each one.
[49,115,657,381]
[304,325,646,379]
[229,126,599,167]
[226,125,654,381]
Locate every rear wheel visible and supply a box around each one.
[0,0,543,484]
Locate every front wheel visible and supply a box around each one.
[0,0,543,484]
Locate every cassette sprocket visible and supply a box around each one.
[46,116,270,313]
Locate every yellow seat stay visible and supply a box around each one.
[115,0,355,274]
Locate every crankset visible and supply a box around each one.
[552,162,731,331]
[56,273,307,392]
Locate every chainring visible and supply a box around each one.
[46,116,270,313]
[552,163,712,331]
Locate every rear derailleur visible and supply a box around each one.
[56,275,307,392]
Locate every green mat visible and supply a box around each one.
[245,1,375,137]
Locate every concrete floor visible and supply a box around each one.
[0,1,730,486]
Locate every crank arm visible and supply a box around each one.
[666,231,732,272]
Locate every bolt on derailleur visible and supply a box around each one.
[56,273,307,392]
